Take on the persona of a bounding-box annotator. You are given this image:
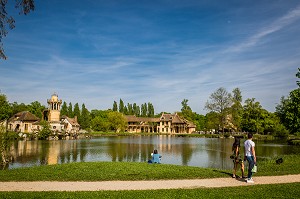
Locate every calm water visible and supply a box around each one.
[5,135,300,170]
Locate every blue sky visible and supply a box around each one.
[1,0,299,114]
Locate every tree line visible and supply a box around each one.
[180,68,300,137]
[1,68,299,136]
[113,99,155,117]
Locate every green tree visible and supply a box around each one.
[262,111,288,137]
[91,116,110,132]
[60,101,68,116]
[113,101,118,112]
[80,104,90,129]
[205,112,219,132]
[276,89,300,134]
[242,98,264,133]
[231,88,243,131]
[123,105,128,115]
[38,120,51,140]
[10,102,27,115]
[68,102,73,117]
[127,103,133,115]
[193,113,206,131]
[181,99,193,121]
[133,103,140,116]
[73,103,80,120]
[119,99,124,113]
[0,93,12,120]
[108,111,127,132]
[0,0,35,59]
[141,103,147,117]
[205,87,232,133]
[275,69,300,134]
[147,102,154,117]
[28,101,45,119]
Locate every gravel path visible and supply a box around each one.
[0,174,299,191]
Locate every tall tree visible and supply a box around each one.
[68,102,73,117]
[127,103,133,115]
[123,105,128,115]
[147,102,154,117]
[242,98,264,133]
[60,101,68,116]
[136,105,140,116]
[119,99,124,113]
[0,0,35,59]
[141,103,147,117]
[205,87,232,133]
[112,101,118,112]
[73,103,80,120]
[80,104,90,129]
[231,88,243,131]
[181,99,193,121]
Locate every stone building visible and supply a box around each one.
[7,93,80,135]
[7,111,40,133]
[125,113,196,134]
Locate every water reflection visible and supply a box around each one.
[6,136,300,170]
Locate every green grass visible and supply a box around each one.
[1,156,300,198]
[0,162,230,181]
[0,183,299,199]
[1,154,300,181]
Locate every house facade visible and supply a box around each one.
[7,93,80,135]
[7,111,40,133]
[125,113,196,134]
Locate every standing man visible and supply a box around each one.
[244,133,256,183]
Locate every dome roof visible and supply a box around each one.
[51,93,58,101]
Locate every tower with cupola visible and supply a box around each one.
[47,93,62,122]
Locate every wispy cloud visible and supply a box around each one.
[229,4,300,52]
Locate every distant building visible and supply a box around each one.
[7,93,80,135]
[125,113,196,134]
[7,111,40,133]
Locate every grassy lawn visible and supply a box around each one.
[0,162,230,181]
[0,154,299,198]
[1,154,300,181]
[0,183,299,199]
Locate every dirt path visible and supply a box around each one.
[0,174,299,191]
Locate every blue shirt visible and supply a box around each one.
[152,154,161,163]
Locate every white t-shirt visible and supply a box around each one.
[244,139,255,156]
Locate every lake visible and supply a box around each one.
[5,135,300,170]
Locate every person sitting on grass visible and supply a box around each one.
[151,149,162,164]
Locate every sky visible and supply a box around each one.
[1,0,300,115]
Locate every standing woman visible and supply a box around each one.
[231,137,245,178]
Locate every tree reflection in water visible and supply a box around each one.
[5,136,300,170]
